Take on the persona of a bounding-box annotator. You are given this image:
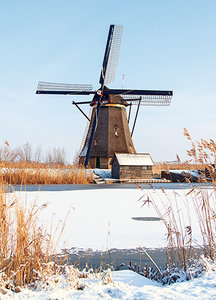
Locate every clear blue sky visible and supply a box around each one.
[1,0,216,162]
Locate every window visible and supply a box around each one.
[142,166,147,170]
[114,127,119,136]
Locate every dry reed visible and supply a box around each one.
[141,129,216,272]
[0,141,93,184]
[0,184,56,289]
[0,162,93,185]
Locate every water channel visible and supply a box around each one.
[8,183,207,271]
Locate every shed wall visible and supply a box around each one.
[119,166,152,179]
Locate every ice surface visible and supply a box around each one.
[8,186,214,251]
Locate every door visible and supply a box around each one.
[96,157,100,168]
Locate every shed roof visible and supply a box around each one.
[111,153,154,166]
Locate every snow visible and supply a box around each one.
[93,168,112,178]
[8,185,214,251]
[113,153,154,166]
[8,188,166,250]
[170,169,199,178]
[4,185,216,298]
[3,269,216,299]
[111,269,159,287]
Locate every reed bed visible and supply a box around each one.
[0,163,93,185]
[0,143,94,290]
[0,183,57,290]
[0,142,93,184]
[140,129,216,277]
[0,183,112,292]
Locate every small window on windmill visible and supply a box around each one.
[114,127,119,136]
[94,139,98,146]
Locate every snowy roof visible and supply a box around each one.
[111,153,154,166]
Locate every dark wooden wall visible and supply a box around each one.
[111,158,153,179]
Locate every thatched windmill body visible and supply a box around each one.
[36,25,173,168]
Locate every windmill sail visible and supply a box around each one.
[99,25,123,86]
[104,88,173,96]
[121,94,172,106]
[36,81,93,95]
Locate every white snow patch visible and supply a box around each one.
[3,269,216,299]
[93,168,112,178]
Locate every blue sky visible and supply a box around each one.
[1,0,216,162]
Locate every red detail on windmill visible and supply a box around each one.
[97,90,103,96]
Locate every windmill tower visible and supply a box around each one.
[36,25,173,168]
[79,91,136,169]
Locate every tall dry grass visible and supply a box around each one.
[0,141,93,184]
[0,182,112,291]
[0,183,57,289]
[0,163,93,185]
[141,129,216,273]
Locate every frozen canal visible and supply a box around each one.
[8,183,211,269]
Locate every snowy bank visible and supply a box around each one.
[3,269,216,299]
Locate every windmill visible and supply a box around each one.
[36,25,173,169]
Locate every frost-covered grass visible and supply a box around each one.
[2,265,216,299]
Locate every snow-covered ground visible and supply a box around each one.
[5,185,216,299]
[4,268,216,299]
[93,168,112,179]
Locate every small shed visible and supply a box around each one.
[111,153,154,179]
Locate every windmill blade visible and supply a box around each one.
[99,25,123,87]
[36,81,94,95]
[121,94,172,106]
[104,88,173,97]
[83,25,124,164]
